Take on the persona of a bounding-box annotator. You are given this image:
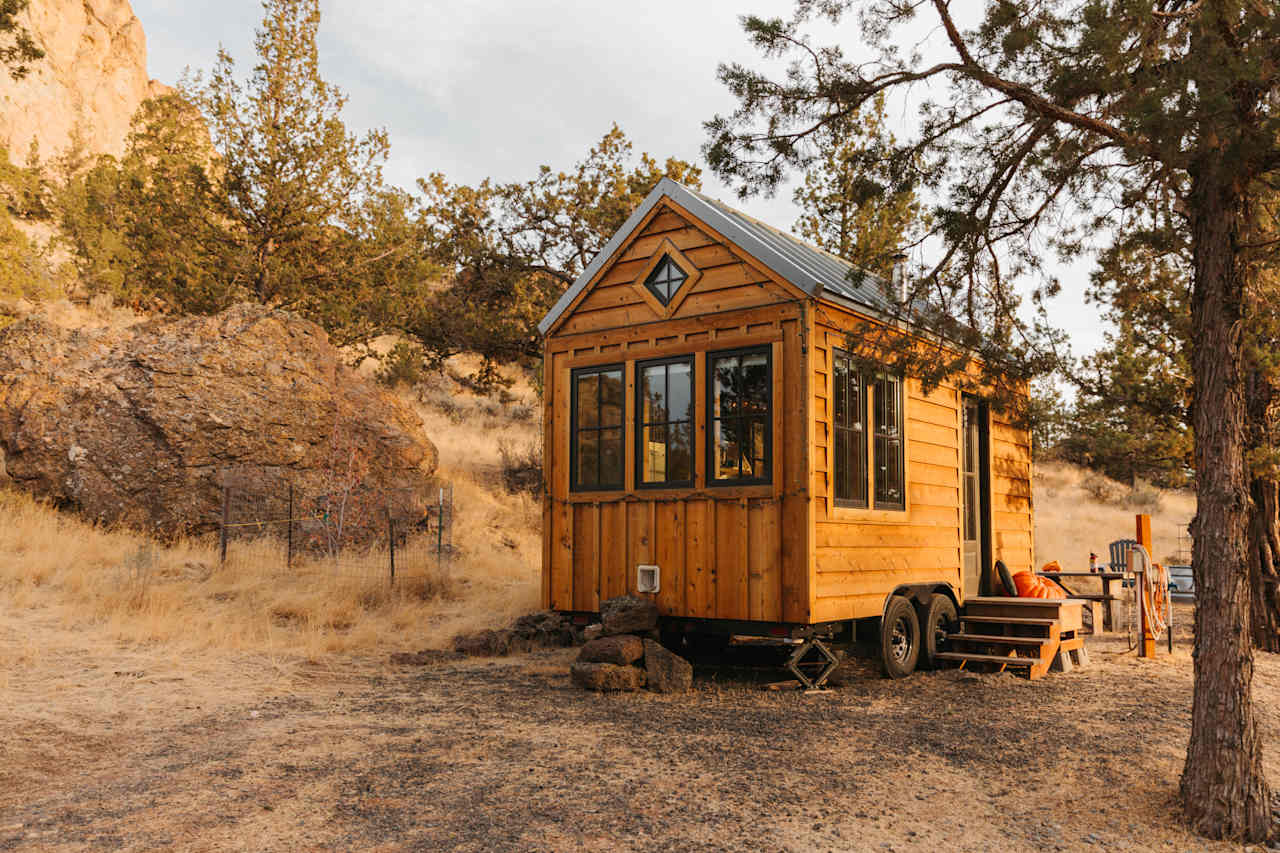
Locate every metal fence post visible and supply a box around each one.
[387,508,396,587]
[286,481,294,569]
[436,487,444,572]
[220,484,230,566]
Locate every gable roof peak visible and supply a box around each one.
[538,178,894,336]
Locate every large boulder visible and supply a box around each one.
[0,304,437,539]
[570,661,646,692]
[577,635,644,666]
[643,639,693,694]
[600,594,659,636]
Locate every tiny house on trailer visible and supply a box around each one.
[538,178,1034,678]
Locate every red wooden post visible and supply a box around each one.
[1136,514,1155,658]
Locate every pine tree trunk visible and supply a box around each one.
[1248,478,1280,654]
[1178,164,1272,841]
[1246,364,1280,655]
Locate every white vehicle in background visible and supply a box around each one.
[1167,565,1195,599]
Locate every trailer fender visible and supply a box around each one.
[879,584,960,624]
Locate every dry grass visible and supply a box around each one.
[1034,460,1196,568]
[0,353,544,661]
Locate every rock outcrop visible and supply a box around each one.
[0,304,437,539]
[0,0,169,163]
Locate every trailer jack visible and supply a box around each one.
[785,637,840,690]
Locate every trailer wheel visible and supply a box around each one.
[880,595,920,678]
[919,594,958,670]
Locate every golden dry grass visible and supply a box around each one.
[1034,460,1196,568]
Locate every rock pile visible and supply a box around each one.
[570,595,693,694]
[450,610,577,657]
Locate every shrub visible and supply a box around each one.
[1082,474,1127,505]
[498,440,543,496]
[377,341,426,388]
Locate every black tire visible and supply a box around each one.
[919,593,958,670]
[879,595,921,678]
[996,559,1016,597]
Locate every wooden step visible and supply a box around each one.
[935,652,1038,666]
[952,627,1049,640]
[964,598,1084,632]
[959,615,1057,626]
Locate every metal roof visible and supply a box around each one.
[538,177,896,336]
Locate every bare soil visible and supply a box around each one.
[2,603,1277,852]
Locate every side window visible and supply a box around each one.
[832,349,867,507]
[571,365,624,491]
[708,347,772,484]
[873,374,906,509]
[637,356,694,486]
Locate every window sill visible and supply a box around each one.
[564,485,775,503]
[827,504,916,523]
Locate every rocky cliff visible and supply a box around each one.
[0,305,439,540]
[0,0,168,163]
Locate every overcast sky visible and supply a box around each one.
[130,0,1106,358]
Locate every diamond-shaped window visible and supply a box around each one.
[643,255,687,305]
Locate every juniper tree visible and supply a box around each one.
[415,125,701,372]
[187,0,428,341]
[705,0,1280,840]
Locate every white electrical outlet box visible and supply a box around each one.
[637,564,660,594]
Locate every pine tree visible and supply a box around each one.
[704,1,1280,838]
[792,95,925,276]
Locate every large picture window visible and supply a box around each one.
[832,350,867,507]
[830,356,906,511]
[637,356,694,486]
[873,374,906,509]
[708,347,771,484]
[571,365,624,491]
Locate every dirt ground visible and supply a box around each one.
[1,602,1278,853]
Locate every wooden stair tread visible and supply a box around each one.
[960,615,1057,626]
[935,652,1038,666]
[966,597,1069,605]
[947,633,1049,645]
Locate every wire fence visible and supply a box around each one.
[215,470,455,587]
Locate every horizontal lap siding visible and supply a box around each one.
[990,414,1034,574]
[543,200,806,622]
[810,315,963,624]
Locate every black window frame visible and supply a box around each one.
[872,372,906,510]
[706,345,773,486]
[643,254,688,305]
[635,354,696,489]
[832,348,868,508]
[569,363,626,493]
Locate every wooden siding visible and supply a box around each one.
[990,410,1035,573]
[542,201,810,622]
[808,309,966,623]
[541,201,1033,628]
[551,200,797,337]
